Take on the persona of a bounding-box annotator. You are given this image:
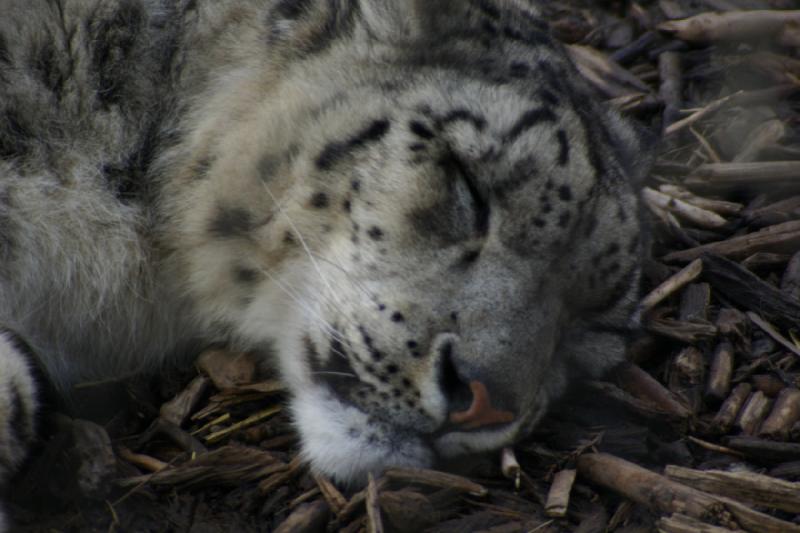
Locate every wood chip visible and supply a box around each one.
[117,446,169,473]
[665,465,800,513]
[577,452,800,533]
[196,349,258,390]
[724,436,800,463]
[160,375,210,427]
[735,391,773,436]
[760,388,800,440]
[365,473,384,533]
[615,363,692,418]
[747,311,800,359]
[685,161,800,192]
[658,185,743,216]
[706,341,734,403]
[544,469,576,518]
[638,258,703,312]
[274,500,330,533]
[644,188,727,228]
[658,10,800,44]
[657,513,739,533]
[314,473,348,515]
[712,383,752,434]
[500,447,520,489]
[384,468,488,497]
[664,222,800,262]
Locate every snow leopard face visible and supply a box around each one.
[171,0,648,483]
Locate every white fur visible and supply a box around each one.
[0,333,37,482]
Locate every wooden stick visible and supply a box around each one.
[501,447,520,490]
[658,185,743,216]
[577,453,800,532]
[664,221,800,262]
[686,436,744,458]
[723,436,800,462]
[314,473,348,515]
[665,91,743,135]
[615,363,692,418]
[735,391,773,436]
[712,383,752,434]
[643,188,727,228]
[274,500,330,533]
[665,465,800,513]
[384,468,488,497]
[659,51,683,129]
[658,513,738,533]
[760,388,800,440]
[658,10,800,44]
[706,341,734,403]
[544,469,576,518]
[160,375,210,427]
[366,473,384,533]
[747,312,800,359]
[117,446,169,473]
[687,161,800,188]
[638,258,703,312]
[733,119,787,163]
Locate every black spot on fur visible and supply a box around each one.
[367,227,384,241]
[390,312,404,323]
[351,180,361,192]
[502,25,550,47]
[474,0,501,19]
[0,32,10,64]
[532,217,546,228]
[509,61,530,78]
[32,41,65,96]
[233,266,260,284]
[0,108,34,159]
[505,107,557,142]
[556,130,570,166]
[310,192,329,209]
[438,109,487,131]
[315,119,391,170]
[208,206,253,239]
[407,340,418,349]
[410,121,435,140]
[91,1,147,108]
[342,199,352,212]
[459,250,481,267]
[539,89,560,107]
[558,211,571,228]
[273,0,313,19]
[409,143,427,152]
[558,185,573,202]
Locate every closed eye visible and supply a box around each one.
[446,156,490,236]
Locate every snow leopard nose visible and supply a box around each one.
[435,335,516,430]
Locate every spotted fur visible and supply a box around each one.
[0,0,648,495]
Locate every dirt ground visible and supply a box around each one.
[8,0,800,531]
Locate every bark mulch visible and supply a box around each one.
[9,0,800,531]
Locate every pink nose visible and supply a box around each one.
[448,380,515,430]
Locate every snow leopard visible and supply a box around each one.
[0,0,648,502]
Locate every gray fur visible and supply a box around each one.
[0,0,647,486]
